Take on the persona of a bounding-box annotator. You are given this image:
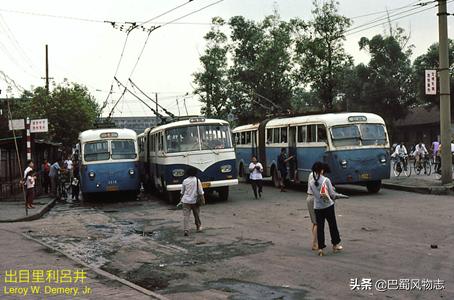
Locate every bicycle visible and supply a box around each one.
[413,154,432,176]
[393,154,411,177]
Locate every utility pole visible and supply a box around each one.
[437,0,452,184]
[41,44,53,94]
[155,93,159,123]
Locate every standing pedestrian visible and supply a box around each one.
[277,148,294,192]
[25,170,37,209]
[23,160,34,182]
[249,155,263,199]
[64,155,73,179]
[49,160,61,197]
[180,167,204,236]
[431,138,440,163]
[41,159,51,194]
[71,160,80,201]
[308,161,342,256]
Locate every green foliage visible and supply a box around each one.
[193,17,230,119]
[293,0,353,111]
[412,40,454,108]
[13,83,99,147]
[352,34,415,132]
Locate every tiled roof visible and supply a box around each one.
[394,106,440,126]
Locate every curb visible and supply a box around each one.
[22,233,169,300]
[382,182,454,195]
[0,198,57,223]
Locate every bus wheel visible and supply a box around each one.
[272,167,280,188]
[366,181,381,193]
[218,186,229,201]
[238,163,247,183]
[166,191,180,204]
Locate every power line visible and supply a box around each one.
[345,0,436,34]
[0,8,105,23]
[140,0,195,26]
[349,0,422,19]
[345,1,443,37]
[128,79,176,118]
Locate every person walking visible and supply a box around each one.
[308,161,342,256]
[42,159,51,194]
[25,170,37,209]
[249,155,264,199]
[277,148,294,192]
[180,167,204,236]
[49,160,61,197]
[71,160,80,201]
[431,138,440,163]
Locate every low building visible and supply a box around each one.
[393,106,454,147]
[103,116,158,134]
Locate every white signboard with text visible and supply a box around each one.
[30,119,48,133]
[425,70,437,95]
[8,119,25,130]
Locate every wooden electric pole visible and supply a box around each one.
[437,0,452,184]
[41,44,53,94]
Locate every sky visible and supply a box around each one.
[0,0,453,118]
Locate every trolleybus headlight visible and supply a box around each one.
[220,164,232,173]
[88,171,96,179]
[340,160,348,168]
[379,156,387,164]
[128,169,135,175]
[172,169,185,177]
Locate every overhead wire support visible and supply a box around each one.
[114,77,166,122]
[128,79,176,119]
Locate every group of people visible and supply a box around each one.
[22,154,81,208]
[392,139,452,174]
[180,149,343,257]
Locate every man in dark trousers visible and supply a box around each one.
[277,148,294,192]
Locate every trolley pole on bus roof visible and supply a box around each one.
[437,0,452,184]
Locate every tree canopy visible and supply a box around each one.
[12,82,99,147]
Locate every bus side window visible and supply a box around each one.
[281,127,287,143]
[317,125,327,143]
[245,131,251,144]
[240,132,245,145]
[297,126,306,143]
[307,125,317,143]
[273,128,280,143]
[266,129,272,144]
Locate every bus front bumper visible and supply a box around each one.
[166,179,239,192]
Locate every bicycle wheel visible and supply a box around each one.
[414,160,421,175]
[404,158,411,177]
[425,159,432,176]
[393,161,401,177]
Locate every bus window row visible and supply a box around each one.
[266,124,327,144]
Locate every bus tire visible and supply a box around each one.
[238,162,245,182]
[366,181,381,193]
[166,191,180,204]
[272,166,280,188]
[218,186,229,201]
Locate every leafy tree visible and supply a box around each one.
[193,17,230,119]
[354,34,415,133]
[412,40,454,110]
[293,0,352,112]
[14,83,99,147]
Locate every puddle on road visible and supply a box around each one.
[205,279,308,300]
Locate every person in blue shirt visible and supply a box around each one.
[277,148,294,192]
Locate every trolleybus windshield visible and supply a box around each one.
[165,124,232,153]
[331,124,386,147]
[84,141,109,161]
[111,140,137,159]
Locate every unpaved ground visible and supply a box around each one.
[4,182,454,299]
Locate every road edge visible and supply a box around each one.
[22,233,169,300]
[382,182,454,195]
[0,198,57,223]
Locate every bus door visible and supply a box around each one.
[251,131,258,157]
[288,126,297,182]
